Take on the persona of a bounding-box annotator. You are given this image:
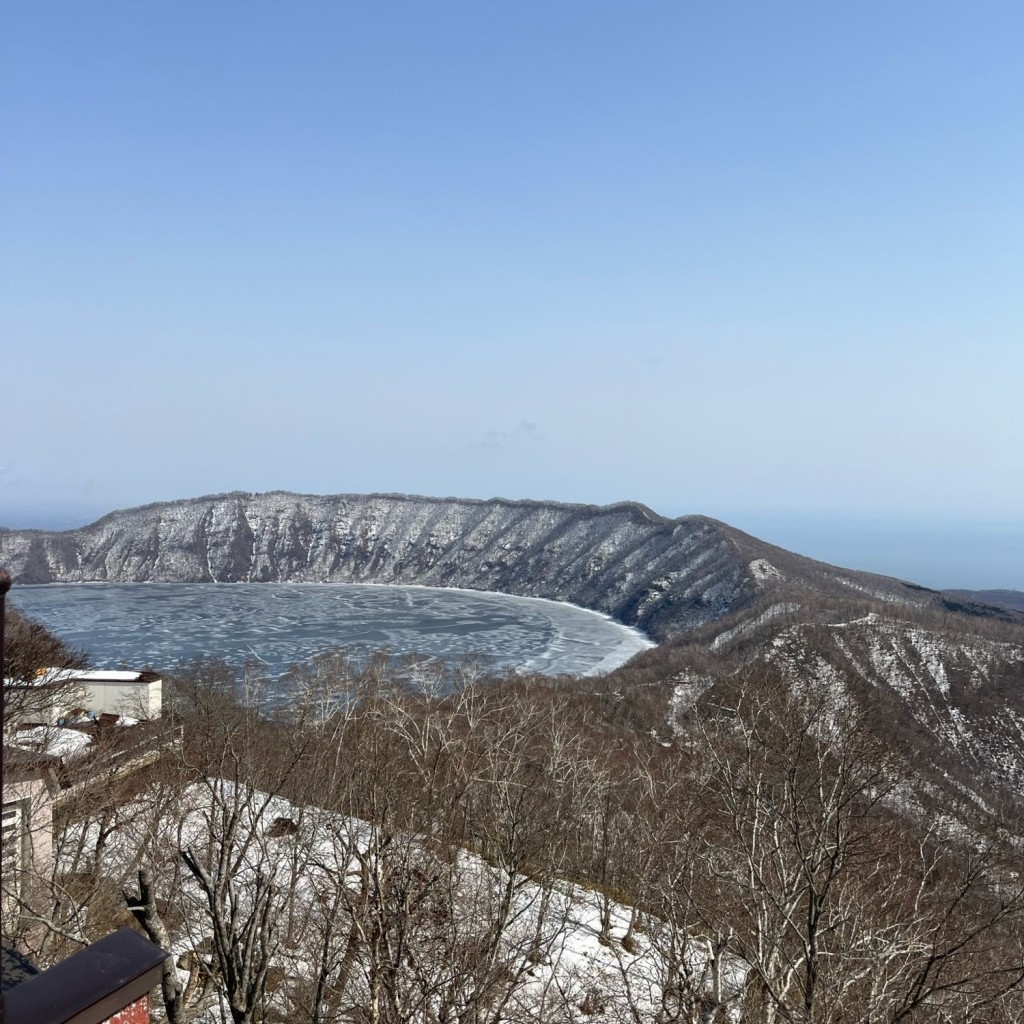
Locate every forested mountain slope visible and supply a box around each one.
[0,490,996,640]
[766,614,1024,807]
[610,592,1024,818]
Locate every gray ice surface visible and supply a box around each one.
[11,582,653,680]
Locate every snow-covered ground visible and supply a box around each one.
[11,725,93,759]
[64,780,745,1023]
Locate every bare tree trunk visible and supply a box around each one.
[181,846,279,1024]
[124,868,187,1024]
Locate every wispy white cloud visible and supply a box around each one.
[472,421,544,450]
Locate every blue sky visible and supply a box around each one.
[2,2,1022,588]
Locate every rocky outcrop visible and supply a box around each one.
[0,490,927,640]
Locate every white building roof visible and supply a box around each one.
[72,670,157,683]
[4,668,161,687]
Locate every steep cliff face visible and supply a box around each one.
[0,491,923,640]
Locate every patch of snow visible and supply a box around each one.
[710,603,799,651]
[12,726,92,759]
[748,558,783,583]
[669,675,715,727]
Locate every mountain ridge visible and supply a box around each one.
[0,490,1001,641]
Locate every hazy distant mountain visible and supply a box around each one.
[0,490,999,641]
[944,588,1024,613]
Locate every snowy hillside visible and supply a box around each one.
[65,779,745,1024]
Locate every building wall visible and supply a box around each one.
[82,678,162,719]
[5,674,163,726]
[2,774,54,880]
[4,683,79,727]
[105,994,150,1024]
[2,771,55,939]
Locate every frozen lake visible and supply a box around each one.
[9,582,653,679]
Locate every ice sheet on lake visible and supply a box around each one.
[11,582,654,682]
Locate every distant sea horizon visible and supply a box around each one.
[718,513,1024,593]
